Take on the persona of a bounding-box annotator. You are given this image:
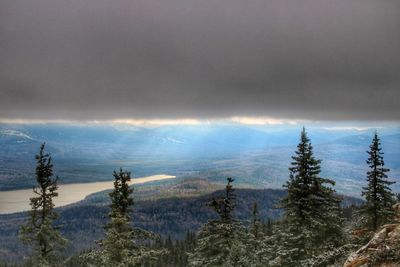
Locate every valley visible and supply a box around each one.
[0,178,362,263]
[1,123,399,195]
[0,174,176,214]
[0,124,398,265]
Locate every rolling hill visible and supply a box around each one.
[0,178,362,264]
[0,123,399,194]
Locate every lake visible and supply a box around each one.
[0,174,176,214]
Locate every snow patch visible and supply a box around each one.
[0,129,33,140]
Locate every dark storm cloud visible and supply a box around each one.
[0,0,399,120]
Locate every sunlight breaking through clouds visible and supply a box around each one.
[0,117,303,126]
[230,117,301,126]
[1,118,397,128]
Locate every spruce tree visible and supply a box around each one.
[148,231,197,267]
[248,202,271,266]
[102,168,135,264]
[19,143,67,266]
[360,131,395,231]
[189,178,249,267]
[83,169,163,266]
[250,202,262,240]
[262,219,273,236]
[275,128,345,266]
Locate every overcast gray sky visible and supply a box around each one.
[0,0,399,121]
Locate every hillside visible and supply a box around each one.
[0,179,362,264]
[344,203,400,267]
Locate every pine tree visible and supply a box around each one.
[250,202,262,239]
[101,169,135,264]
[248,202,270,266]
[19,143,67,266]
[262,219,273,236]
[360,131,396,231]
[83,169,163,266]
[146,231,197,267]
[189,178,249,267]
[274,128,345,266]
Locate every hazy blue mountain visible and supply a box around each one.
[1,123,399,194]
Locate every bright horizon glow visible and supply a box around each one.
[0,117,303,126]
[230,116,300,126]
[0,117,398,128]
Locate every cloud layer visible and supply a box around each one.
[1,0,399,121]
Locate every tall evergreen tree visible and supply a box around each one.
[250,202,262,240]
[101,168,135,264]
[248,202,271,266]
[83,169,163,266]
[275,128,345,266]
[19,143,67,266]
[145,231,197,267]
[189,178,249,267]
[360,131,395,231]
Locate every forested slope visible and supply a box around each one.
[0,183,361,264]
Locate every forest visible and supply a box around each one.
[1,128,399,267]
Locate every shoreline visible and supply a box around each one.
[0,174,176,214]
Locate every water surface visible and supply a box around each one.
[0,174,175,214]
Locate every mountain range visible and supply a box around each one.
[0,123,399,195]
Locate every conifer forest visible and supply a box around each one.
[1,1,400,266]
[1,129,398,266]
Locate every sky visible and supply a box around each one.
[1,0,400,122]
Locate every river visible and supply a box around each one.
[0,174,176,214]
